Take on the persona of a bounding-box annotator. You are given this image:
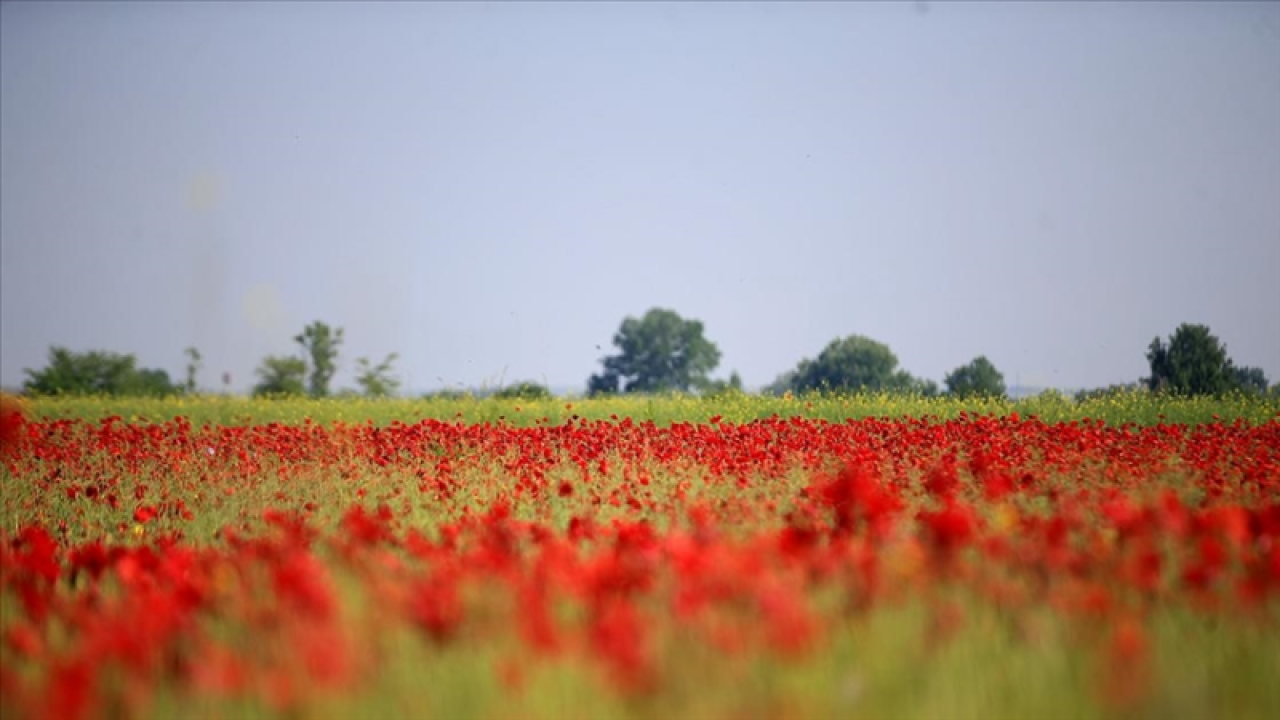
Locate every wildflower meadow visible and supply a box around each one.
[2,392,1278,719]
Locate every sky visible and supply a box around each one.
[2,2,1278,395]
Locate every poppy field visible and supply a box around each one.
[2,394,1279,719]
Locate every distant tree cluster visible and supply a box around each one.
[19,311,1273,402]
[784,335,941,396]
[943,356,1006,399]
[1144,323,1271,396]
[21,321,403,399]
[254,320,400,398]
[587,309,726,395]
[492,381,553,401]
[252,355,307,397]
[354,353,402,398]
[584,312,1270,401]
[583,311,1006,399]
[23,347,182,397]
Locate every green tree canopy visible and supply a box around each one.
[493,381,552,400]
[894,372,940,397]
[704,370,745,397]
[1144,323,1242,396]
[587,308,722,395]
[943,355,1007,399]
[1074,382,1144,402]
[1233,365,1270,395]
[295,321,344,397]
[354,353,401,398]
[23,347,180,397]
[786,335,930,395]
[252,355,307,397]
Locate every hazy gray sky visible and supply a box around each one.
[3,2,1278,394]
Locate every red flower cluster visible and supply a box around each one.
[1,413,1278,715]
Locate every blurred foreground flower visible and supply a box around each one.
[0,393,28,455]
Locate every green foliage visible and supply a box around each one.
[1145,323,1255,396]
[295,321,344,397]
[1074,382,1145,402]
[354,353,401,398]
[135,368,177,396]
[703,371,745,398]
[944,355,1007,399]
[1233,366,1269,394]
[183,347,202,394]
[895,372,940,397]
[22,347,180,397]
[252,355,307,397]
[762,369,798,396]
[587,308,722,395]
[422,389,471,401]
[785,335,931,395]
[493,381,553,401]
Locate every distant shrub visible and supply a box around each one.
[1074,384,1145,402]
[493,381,552,401]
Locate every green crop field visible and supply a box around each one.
[17,389,1280,427]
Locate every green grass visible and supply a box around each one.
[18,389,1280,427]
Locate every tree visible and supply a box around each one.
[1074,382,1144,402]
[944,356,1007,399]
[184,347,202,394]
[134,368,179,397]
[703,370,745,397]
[23,347,179,397]
[786,335,924,394]
[295,321,344,397]
[1144,324,1238,396]
[252,355,307,397]
[1233,365,1270,394]
[354,353,401,398]
[587,308,722,394]
[892,371,939,397]
[493,381,552,400]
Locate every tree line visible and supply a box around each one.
[20,322,403,400]
[18,309,1278,399]
[589,309,1022,399]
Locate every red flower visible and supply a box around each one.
[340,504,396,546]
[982,472,1014,502]
[14,527,60,582]
[590,598,654,694]
[5,622,43,659]
[809,463,902,537]
[0,394,27,456]
[271,549,336,619]
[924,460,961,500]
[1100,493,1144,541]
[757,579,816,658]
[45,659,94,720]
[68,541,111,584]
[408,571,463,643]
[919,500,977,555]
